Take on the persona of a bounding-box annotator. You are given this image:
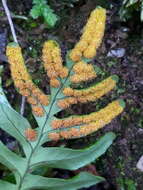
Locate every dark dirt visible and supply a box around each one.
[0,0,143,189]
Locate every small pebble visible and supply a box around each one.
[107,48,125,58]
[137,156,143,172]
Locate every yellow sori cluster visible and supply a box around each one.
[48,128,81,141]
[52,100,123,129]
[25,128,37,141]
[69,7,106,62]
[42,40,68,88]
[6,43,49,117]
[49,100,124,140]
[70,61,97,83]
[79,100,124,136]
[58,76,117,109]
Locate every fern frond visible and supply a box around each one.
[6,42,50,117]
[0,6,126,189]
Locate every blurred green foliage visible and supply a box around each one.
[120,0,143,21]
[30,0,58,28]
[117,177,137,190]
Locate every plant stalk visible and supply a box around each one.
[2,0,18,43]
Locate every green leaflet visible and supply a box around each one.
[120,0,143,21]
[0,180,16,190]
[30,5,42,19]
[0,77,10,106]
[21,172,105,190]
[0,102,32,156]
[0,142,26,177]
[31,132,116,170]
[126,0,138,7]
[141,1,143,21]
[43,5,59,27]
[30,0,58,28]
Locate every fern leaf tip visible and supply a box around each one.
[111,75,119,82]
[118,99,126,108]
[7,42,19,47]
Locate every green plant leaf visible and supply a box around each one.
[123,0,129,5]
[0,78,11,107]
[0,102,32,156]
[141,1,143,21]
[126,0,138,7]
[0,142,26,176]
[21,172,105,190]
[33,0,47,4]
[30,0,58,27]
[0,180,16,190]
[1,6,125,189]
[43,5,58,28]
[30,5,42,19]
[31,132,116,170]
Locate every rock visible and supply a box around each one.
[107,48,126,58]
[116,28,129,39]
[0,31,7,54]
[7,141,17,150]
[0,31,7,62]
[137,128,143,135]
[137,156,143,172]
[0,54,7,62]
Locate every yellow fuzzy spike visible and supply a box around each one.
[73,61,95,74]
[59,76,117,109]
[49,100,124,140]
[69,7,106,61]
[57,97,78,109]
[80,101,123,136]
[52,100,123,129]
[50,78,60,88]
[25,128,37,141]
[69,50,82,62]
[32,106,45,117]
[64,76,116,96]
[48,132,60,141]
[6,43,49,112]
[27,97,38,105]
[70,61,97,83]
[70,72,96,83]
[42,40,69,86]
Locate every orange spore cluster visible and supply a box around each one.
[70,61,97,83]
[32,106,45,117]
[48,128,81,141]
[6,45,50,117]
[42,40,68,88]
[25,128,37,141]
[51,117,83,129]
[49,100,124,140]
[69,7,106,62]
[57,97,77,109]
[52,100,123,129]
[59,76,116,109]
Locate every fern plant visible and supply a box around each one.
[0,6,125,189]
[30,0,58,28]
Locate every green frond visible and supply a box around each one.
[0,6,126,190]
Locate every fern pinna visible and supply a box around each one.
[0,7,125,190]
